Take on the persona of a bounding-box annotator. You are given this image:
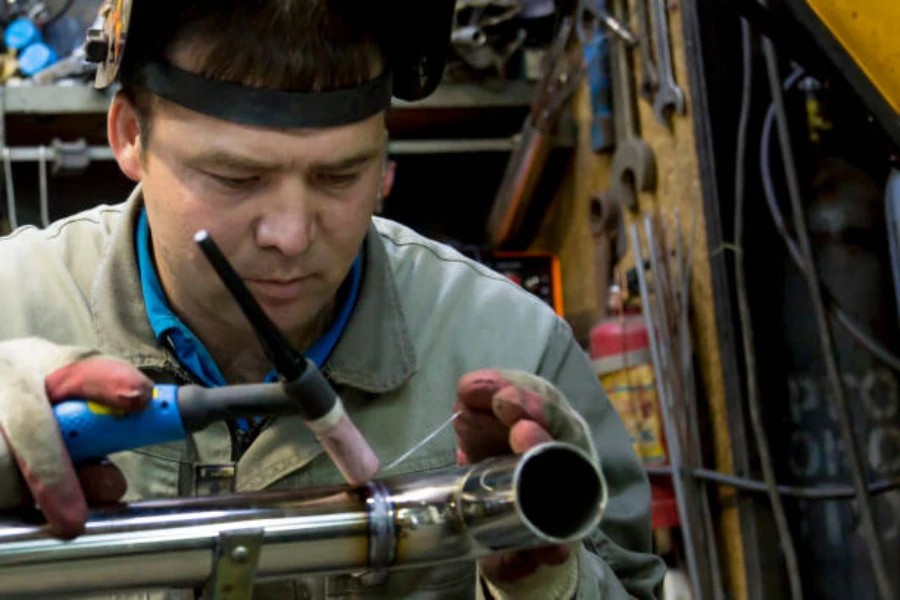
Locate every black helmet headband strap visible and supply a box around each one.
[131,60,394,128]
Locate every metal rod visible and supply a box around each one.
[0,442,605,598]
[643,217,679,417]
[744,31,804,599]
[3,146,115,162]
[647,465,900,500]
[644,216,712,598]
[630,223,701,596]
[37,146,49,228]
[2,148,16,230]
[388,139,526,154]
[0,139,555,162]
[0,86,11,232]
[675,206,725,600]
[761,25,894,599]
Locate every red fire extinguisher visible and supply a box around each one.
[590,309,679,530]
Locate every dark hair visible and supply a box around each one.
[119,0,388,146]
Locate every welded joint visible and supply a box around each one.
[204,527,265,600]
[362,480,396,586]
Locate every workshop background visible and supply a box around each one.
[0,1,898,599]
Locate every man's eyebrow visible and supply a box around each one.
[184,151,282,173]
[312,148,382,171]
[184,148,382,172]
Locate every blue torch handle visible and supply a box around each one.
[53,385,187,463]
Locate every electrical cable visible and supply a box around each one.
[760,76,900,374]
[733,18,803,600]
[760,20,895,599]
[645,465,900,500]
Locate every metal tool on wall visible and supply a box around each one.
[578,0,638,47]
[649,0,686,128]
[579,2,615,153]
[450,0,526,79]
[607,0,657,212]
[589,0,656,305]
[486,13,583,247]
[589,190,620,320]
[635,0,659,101]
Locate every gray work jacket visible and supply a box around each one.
[0,188,666,599]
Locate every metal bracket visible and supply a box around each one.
[202,528,264,600]
[50,138,92,176]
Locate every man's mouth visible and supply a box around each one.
[244,275,314,301]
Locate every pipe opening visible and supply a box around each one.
[518,446,601,540]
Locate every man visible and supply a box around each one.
[0,1,666,598]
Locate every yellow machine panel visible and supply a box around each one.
[806,0,900,113]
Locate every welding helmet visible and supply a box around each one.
[82,0,456,129]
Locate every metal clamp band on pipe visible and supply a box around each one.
[0,441,607,598]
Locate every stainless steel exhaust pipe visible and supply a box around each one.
[0,442,606,598]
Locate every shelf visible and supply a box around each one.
[2,85,113,115]
[393,79,536,109]
[0,125,575,163]
[0,79,536,116]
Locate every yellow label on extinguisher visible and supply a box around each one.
[601,364,667,466]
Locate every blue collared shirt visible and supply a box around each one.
[135,208,362,428]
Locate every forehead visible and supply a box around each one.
[149,98,387,167]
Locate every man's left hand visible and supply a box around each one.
[453,367,598,585]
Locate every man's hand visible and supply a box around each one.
[0,338,152,539]
[453,367,598,587]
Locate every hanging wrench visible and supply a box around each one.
[607,0,656,211]
[650,0,686,128]
[635,0,659,101]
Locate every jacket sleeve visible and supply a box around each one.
[538,317,667,599]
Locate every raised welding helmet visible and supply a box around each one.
[83,0,456,128]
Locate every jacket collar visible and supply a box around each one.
[91,185,418,393]
[322,219,419,392]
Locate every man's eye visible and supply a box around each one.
[314,172,360,188]
[208,173,261,189]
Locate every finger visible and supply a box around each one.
[0,374,88,540]
[45,357,153,410]
[456,369,512,412]
[531,544,572,565]
[509,419,553,454]
[76,461,127,506]
[480,550,542,583]
[492,386,551,431]
[2,426,87,539]
[453,403,510,463]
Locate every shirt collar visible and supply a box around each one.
[135,206,362,385]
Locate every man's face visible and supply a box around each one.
[130,98,387,341]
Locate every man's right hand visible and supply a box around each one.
[0,338,152,539]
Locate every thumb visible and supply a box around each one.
[45,357,152,410]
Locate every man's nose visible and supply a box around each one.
[254,182,316,257]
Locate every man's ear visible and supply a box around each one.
[380,159,396,199]
[107,93,144,182]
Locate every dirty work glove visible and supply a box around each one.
[0,338,153,539]
[454,368,601,600]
